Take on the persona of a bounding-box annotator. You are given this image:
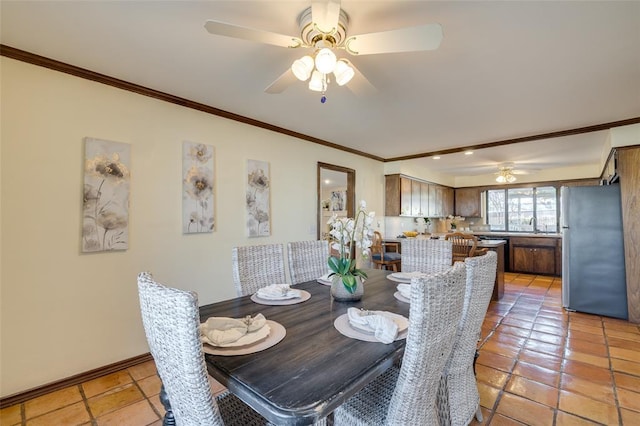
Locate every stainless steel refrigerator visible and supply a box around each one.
[561,184,627,319]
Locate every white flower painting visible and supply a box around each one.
[82,137,130,252]
[183,142,214,233]
[246,159,270,237]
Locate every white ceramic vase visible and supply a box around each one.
[330,275,364,302]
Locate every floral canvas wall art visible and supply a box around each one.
[183,142,214,233]
[82,137,130,252]
[246,159,270,237]
[331,190,346,211]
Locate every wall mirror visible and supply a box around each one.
[317,162,355,240]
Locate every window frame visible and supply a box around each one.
[485,186,559,233]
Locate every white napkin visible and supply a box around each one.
[318,272,333,281]
[202,313,266,345]
[397,284,411,299]
[256,284,301,300]
[347,308,399,344]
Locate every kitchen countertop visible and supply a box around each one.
[472,231,561,238]
[476,239,507,247]
[385,236,507,247]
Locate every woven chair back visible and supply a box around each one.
[287,240,329,284]
[400,238,453,273]
[137,272,222,426]
[436,251,498,425]
[385,261,467,423]
[232,244,286,296]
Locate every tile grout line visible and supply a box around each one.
[559,307,624,425]
[77,382,98,426]
[479,274,535,424]
[131,373,164,423]
[549,277,567,426]
[602,317,625,426]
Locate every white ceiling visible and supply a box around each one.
[2,1,639,179]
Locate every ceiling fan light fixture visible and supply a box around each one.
[291,55,314,81]
[496,168,517,184]
[333,59,354,86]
[308,70,325,92]
[315,48,337,74]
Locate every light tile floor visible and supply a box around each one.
[1,273,639,425]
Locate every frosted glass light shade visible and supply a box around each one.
[496,174,506,183]
[308,70,324,92]
[291,56,314,81]
[315,48,337,74]
[333,60,354,86]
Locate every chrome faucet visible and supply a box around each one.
[529,217,538,233]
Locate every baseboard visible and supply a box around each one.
[0,353,153,408]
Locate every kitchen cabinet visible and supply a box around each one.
[410,180,430,216]
[510,237,558,275]
[442,187,454,217]
[428,184,442,217]
[455,187,482,217]
[385,174,452,217]
[400,176,412,216]
[385,174,416,216]
[420,182,430,217]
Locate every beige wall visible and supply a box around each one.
[0,57,384,397]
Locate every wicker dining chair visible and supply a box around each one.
[445,232,478,264]
[137,272,273,426]
[232,244,287,296]
[333,262,467,425]
[287,240,329,284]
[400,238,453,274]
[436,251,498,426]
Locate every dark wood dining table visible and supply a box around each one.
[199,268,409,425]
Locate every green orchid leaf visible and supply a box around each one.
[340,274,357,294]
[352,269,368,279]
[327,256,340,273]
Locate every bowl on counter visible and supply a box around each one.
[402,231,419,238]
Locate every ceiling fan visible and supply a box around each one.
[494,163,536,183]
[204,0,443,102]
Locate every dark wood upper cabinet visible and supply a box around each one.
[455,187,482,217]
[385,174,453,217]
[442,187,454,217]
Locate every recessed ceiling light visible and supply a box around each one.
[432,156,441,160]
[464,151,473,155]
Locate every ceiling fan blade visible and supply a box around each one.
[264,69,298,94]
[312,0,342,34]
[204,20,302,49]
[344,23,443,56]
[344,61,377,97]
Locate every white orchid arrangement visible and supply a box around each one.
[447,215,465,228]
[327,200,375,294]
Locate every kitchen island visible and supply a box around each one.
[384,236,506,300]
[473,232,562,276]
